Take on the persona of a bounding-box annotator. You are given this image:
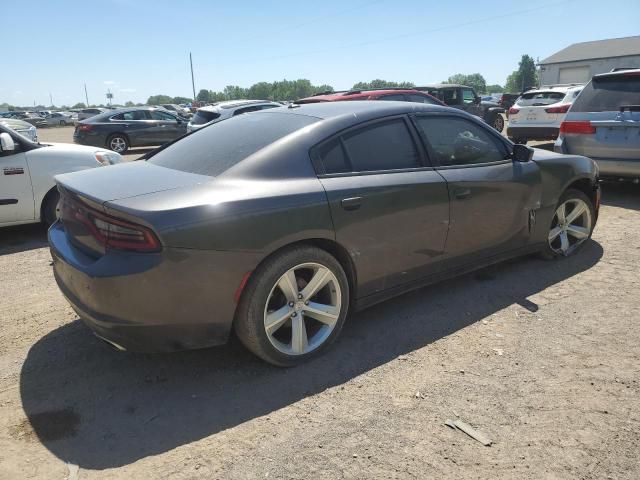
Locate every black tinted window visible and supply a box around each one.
[150,110,177,121]
[112,110,148,121]
[318,139,349,174]
[571,75,640,112]
[342,119,420,172]
[415,116,506,166]
[149,112,318,177]
[407,94,437,104]
[192,110,221,125]
[379,94,407,101]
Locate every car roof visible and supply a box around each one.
[197,100,277,112]
[297,89,430,103]
[418,84,469,89]
[262,100,449,121]
[593,68,640,79]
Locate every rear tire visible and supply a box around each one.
[107,134,129,153]
[42,189,60,226]
[234,246,350,367]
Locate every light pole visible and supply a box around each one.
[190,52,196,102]
[84,83,89,107]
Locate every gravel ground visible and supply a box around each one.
[0,128,639,479]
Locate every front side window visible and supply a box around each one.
[462,89,476,105]
[112,111,148,121]
[442,89,459,105]
[414,116,507,167]
[150,110,177,121]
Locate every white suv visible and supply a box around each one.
[187,100,282,132]
[507,85,583,144]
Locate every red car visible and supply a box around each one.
[296,88,444,106]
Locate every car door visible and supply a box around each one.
[412,113,541,264]
[149,110,185,144]
[461,87,483,117]
[111,110,156,146]
[313,116,450,297]
[0,143,34,224]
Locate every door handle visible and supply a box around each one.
[454,188,471,200]
[340,197,362,211]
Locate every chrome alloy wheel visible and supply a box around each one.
[264,262,341,356]
[548,198,592,256]
[109,136,127,152]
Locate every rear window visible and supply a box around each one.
[191,110,221,125]
[516,91,566,106]
[149,112,319,177]
[571,74,640,112]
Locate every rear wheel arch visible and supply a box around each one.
[236,238,358,310]
[565,177,598,209]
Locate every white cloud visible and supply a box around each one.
[118,88,137,93]
[103,80,117,86]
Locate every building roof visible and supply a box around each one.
[540,35,640,65]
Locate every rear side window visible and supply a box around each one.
[191,110,221,125]
[149,112,319,177]
[112,111,148,121]
[317,119,420,174]
[571,74,640,112]
[415,116,507,166]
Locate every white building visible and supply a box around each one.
[538,35,640,86]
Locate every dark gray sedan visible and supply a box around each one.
[49,102,600,366]
[73,107,188,154]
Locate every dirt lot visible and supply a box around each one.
[0,132,639,479]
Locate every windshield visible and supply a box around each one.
[571,74,640,112]
[516,91,566,106]
[149,112,319,177]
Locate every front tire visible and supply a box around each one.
[234,246,350,367]
[107,134,129,153]
[42,189,60,226]
[540,188,595,259]
[492,114,504,132]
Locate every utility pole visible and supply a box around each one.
[190,52,196,102]
[84,83,89,107]
[49,92,53,107]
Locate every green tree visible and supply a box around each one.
[72,102,86,109]
[172,96,192,104]
[504,55,538,93]
[196,89,211,102]
[124,101,135,107]
[352,79,415,90]
[444,73,487,93]
[485,84,504,93]
[146,95,173,105]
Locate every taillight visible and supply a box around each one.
[63,196,160,252]
[77,124,93,132]
[545,104,571,114]
[509,107,520,115]
[559,121,596,135]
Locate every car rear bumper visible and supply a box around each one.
[48,221,256,353]
[507,126,559,140]
[591,158,640,178]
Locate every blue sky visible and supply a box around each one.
[2,0,639,106]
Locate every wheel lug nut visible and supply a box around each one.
[304,301,309,305]
[289,302,294,307]
[298,293,303,299]
[291,312,297,318]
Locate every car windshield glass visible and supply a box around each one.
[149,112,319,177]
[516,91,566,106]
[191,110,222,125]
[571,74,640,112]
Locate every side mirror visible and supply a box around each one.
[474,96,482,105]
[0,132,15,153]
[512,143,534,162]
